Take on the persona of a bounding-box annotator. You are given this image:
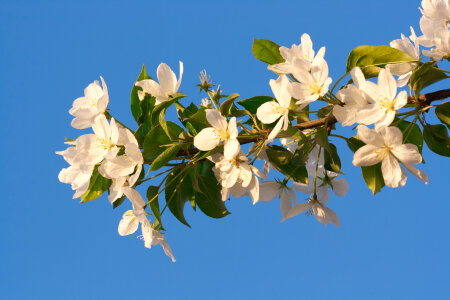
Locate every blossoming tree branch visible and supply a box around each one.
[57,0,450,262]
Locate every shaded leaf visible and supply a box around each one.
[165,168,194,227]
[324,143,341,173]
[435,101,450,128]
[131,65,152,123]
[410,62,448,95]
[423,124,450,157]
[237,96,273,114]
[80,165,112,203]
[147,185,163,227]
[266,145,308,183]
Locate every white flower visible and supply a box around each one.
[118,187,176,262]
[281,193,340,227]
[352,125,429,188]
[288,58,332,104]
[69,77,109,129]
[259,181,298,219]
[99,128,143,187]
[423,26,450,60]
[194,109,240,158]
[256,75,292,143]
[211,151,264,204]
[420,0,450,23]
[356,68,408,130]
[334,84,370,127]
[388,27,420,87]
[268,33,326,77]
[418,15,448,47]
[135,61,183,105]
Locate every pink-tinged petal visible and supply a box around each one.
[356,125,384,147]
[281,203,310,222]
[224,139,240,159]
[194,127,220,151]
[266,117,284,143]
[381,153,405,188]
[205,109,227,129]
[391,144,422,164]
[332,178,349,197]
[353,145,383,166]
[157,62,177,94]
[118,210,139,236]
[259,181,280,202]
[175,61,183,92]
[256,101,282,124]
[380,126,403,147]
[403,163,429,184]
[394,90,408,110]
[280,188,293,218]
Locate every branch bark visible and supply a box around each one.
[176,89,450,158]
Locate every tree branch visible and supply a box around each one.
[174,89,450,158]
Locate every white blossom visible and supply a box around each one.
[420,0,450,24]
[256,75,292,143]
[135,61,183,105]
[69,77,109,129]
[352,125,429,188]
[194,109,240,158]
[259,181,298,219]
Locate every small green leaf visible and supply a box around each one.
[315,126,330,151]
[219,93,241,117]
[423,124,450,157]
[193,161,230,218]
[252,38,285,65]
[237,96,273,114]
[346,45,417,79]
[149,145,181,171]
[317,105,333,119]
[266,145,308,183]
[131,65,152,123]
[324,143,341,173]
[346,137,385,194]
[142,122,184,160]
[151,93,186,125]
[410,62,448,95]
[112,196,125,209]
[165,168,194,227]
[435,102,450,128]
[147,186,163,227]
[80,165,112,203]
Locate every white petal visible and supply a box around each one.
[331,178,349,197]
[157,62,177,94]
[380,126,403,147]
[194,127,220,151]
[292,180,314,194]
[227,117,238,139]
[175,61,183,92]
[224,139,240,159]
[403,163,429,184]
[118,210,139,236]
[352,145,383,166]
[256,101,282,124]
[356,125,384,147]
[281,203,310,222]
[266,117,284,143]
[205,109,227,129]
[122,187,146,209]
[391,144,422,164]
[381,154,405,188]
[258,181,279,202]
[280,188,293,218]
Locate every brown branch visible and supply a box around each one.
[174,89,450,158]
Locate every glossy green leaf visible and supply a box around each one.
[80,165,112,203]
[346,45,417,79]
[193,161,230,218]
[393,118,423,154]
[410,62,448,94]
[131,65,152,123]
[112,196,125,209]
[219,93,242,117]
[435,101,450,128]
[142,122,184,160]
[423,124,450,157]
[252,38,285,65]
[266,145,308,183]
[149,145,181,171]
[147,185,163,227]
[165,168,194,227]
[237,96,274,114]
[315,126,330,151]
[347,137,385,195]
[324,143,341,173]
[151,93,186,125]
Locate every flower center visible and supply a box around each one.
[374,146,392,160]
[309,82,322,95]
[273,106,288,115]
[378,97,395,111]
[98,138,115,150]
[217,129,230,141]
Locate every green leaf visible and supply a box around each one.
[294,105,310,123]
[185,107,210,132]
[80,165,112,203]
[147,186,163,227]
[266,145,308,183]
[423,124,450,157]
[219,93,242,117]
[317,105,333,119]
[393,118,423,154]
[410,62,448,95]
[346,45,417,79]
[435,101,450,128]
[315,126,330,151]
[151,93,186,125]
[252,38,285,65]
[346,137,385,194]
[193,161,230,218]
[324,143,341,173]
[112,196,125,209]
[165,168,194,227]
[142,122,184,160]
[149,145,181,172]
[131,65,152,123]
[237,96,273,114]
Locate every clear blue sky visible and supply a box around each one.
[2,0,450,299]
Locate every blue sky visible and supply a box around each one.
[2,0,450,299]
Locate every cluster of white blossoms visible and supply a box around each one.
[58,69,178,262]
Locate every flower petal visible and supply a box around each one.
[118,210,139,236]
[256,101,282,124]
[281,203,310,222]
[194,127,220,151]
[353,145,383,166]
[381,153,406,187]
[258,181,279,202]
